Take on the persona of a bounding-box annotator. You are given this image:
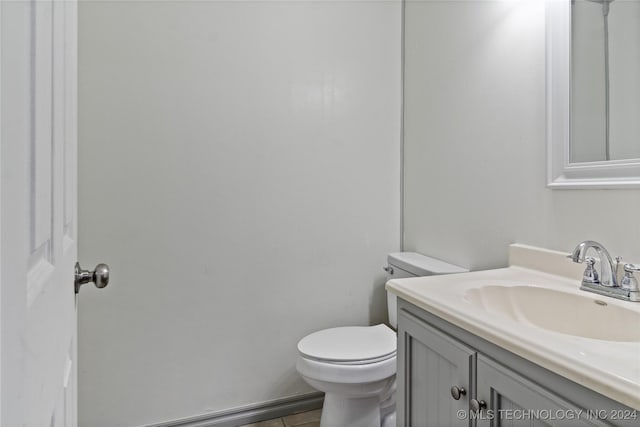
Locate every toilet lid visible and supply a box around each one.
[297,324,396,363]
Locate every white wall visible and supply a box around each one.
[78,1,401,426]
[403,0,640,271]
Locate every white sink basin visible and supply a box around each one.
[464,285,640,342]
[386,244,640,410]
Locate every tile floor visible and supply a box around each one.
[239,408,321,427]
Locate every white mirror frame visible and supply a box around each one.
[546,0,640,189]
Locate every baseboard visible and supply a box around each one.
[142,392,324,427]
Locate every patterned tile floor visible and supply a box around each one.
[239,408,321,427]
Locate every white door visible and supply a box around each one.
[1,0,82,425]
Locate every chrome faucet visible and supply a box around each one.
[570,240,640,302]
[569,240,616,287]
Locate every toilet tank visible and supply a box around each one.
[386,252,468,329]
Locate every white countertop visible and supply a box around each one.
[385,244,640,410]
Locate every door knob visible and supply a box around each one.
[75,262,110,293]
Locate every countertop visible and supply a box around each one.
[385,244,640,410]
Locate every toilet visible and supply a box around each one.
[296,252,467,427]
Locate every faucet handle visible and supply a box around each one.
[614,256,625,285]
[623,263,640,273]
[621,264,640,292]
[582,257,599,284]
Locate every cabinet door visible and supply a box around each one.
[475,355,609,427]
[397,310,475,427]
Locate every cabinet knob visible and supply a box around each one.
[450,386,466,400]
[470,399,487,413]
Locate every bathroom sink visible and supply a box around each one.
[386,244,640,410]
[465,285,640,342]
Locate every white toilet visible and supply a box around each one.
[296,252,467,427]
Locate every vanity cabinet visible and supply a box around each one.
[475,355,606,427]
[398,308,475,427]
[396,299,639,427]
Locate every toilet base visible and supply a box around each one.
[320,393,381,427]
[381,410,396,427]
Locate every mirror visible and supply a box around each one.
[571,0,640,163]
[547,0,640,188]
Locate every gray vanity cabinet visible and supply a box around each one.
[475,355,606,427]
[396,299,639,427]
[397,309,475,427]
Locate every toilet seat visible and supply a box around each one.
[297,352,397,384]
[297,324,396,364]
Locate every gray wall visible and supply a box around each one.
[403,0,640,271]
[78,1,401,425]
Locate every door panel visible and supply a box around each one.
[397,310,475,427]
[1,0,78,425]
[476,355,607,427]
